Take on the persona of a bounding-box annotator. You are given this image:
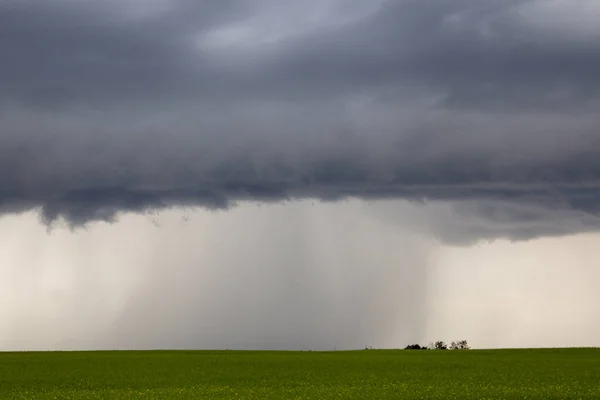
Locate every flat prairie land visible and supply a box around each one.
[1,348,599,399]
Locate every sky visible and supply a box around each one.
[1,0,600,350]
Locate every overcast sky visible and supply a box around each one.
[1,0,600,350]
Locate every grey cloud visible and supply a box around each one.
[2,0,599,108]
[2,103,600,240]
[367,199,600,246]
[2,0,600,242]
[268,0,600,109]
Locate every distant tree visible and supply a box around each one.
[450,340,470,350]
[404,344,427,350]
[435,341,447,350]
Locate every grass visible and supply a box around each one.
[1,348,599,399]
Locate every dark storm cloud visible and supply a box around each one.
[0,0,230,108]
[264,0,600,109]
[2,0,599,108]
[2,0,600,240]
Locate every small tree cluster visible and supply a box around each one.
[404,344,428,350]
[404,340,470,350]
[450,340,470,350]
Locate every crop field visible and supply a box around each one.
[1,348,599,399]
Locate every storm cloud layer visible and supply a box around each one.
[2,0,600,241]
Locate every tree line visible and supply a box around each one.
[405,340,470,350]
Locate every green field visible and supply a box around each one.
[1,348,599,399]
